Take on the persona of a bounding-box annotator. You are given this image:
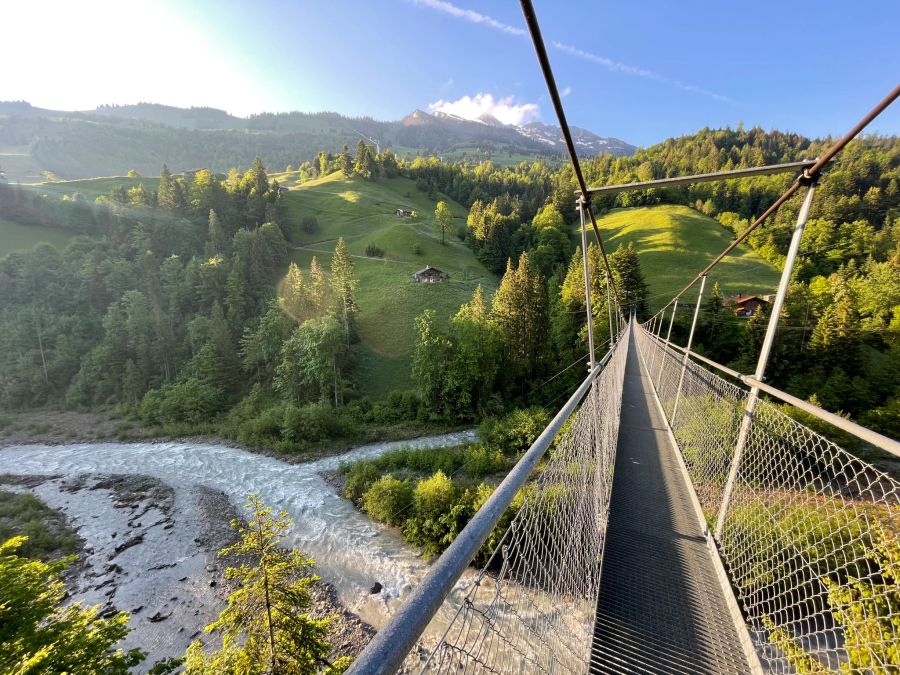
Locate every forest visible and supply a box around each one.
[1,127,898,454]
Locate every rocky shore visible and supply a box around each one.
[1,471,376,670]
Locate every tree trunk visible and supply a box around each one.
[35,311,48,385]
[257,515,278,673]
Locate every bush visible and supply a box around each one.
[342,463,381,505]
[363,475,413,526]
[413,470,456,520]
[301,215,319,234]
[370,390,422,424]
[412,243,423,255]
[281,403,333,443]
[463,445,511,477]
[140,378,225,425]
[365,244,385,258]
[479,407,550,455]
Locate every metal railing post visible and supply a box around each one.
[647,312,662,374]
[579,198,596,369]
[606,271,615,351]
[670,275,707,424]
[714,183,817,541]
[656,300,678,388]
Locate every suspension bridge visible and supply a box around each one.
[344,2,899,672]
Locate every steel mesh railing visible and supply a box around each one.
[404,325,630,674]
[635,323,900,673]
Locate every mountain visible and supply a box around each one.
[0,101,635,181]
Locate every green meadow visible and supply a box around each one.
[280,172,499,399]
[591,205,781,310]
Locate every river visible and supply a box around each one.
[0,432,474,651]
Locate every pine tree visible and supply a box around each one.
[157,164,177,209]
[308,256,329,317]
[205,209,228,257]
[611,242,649,319]
[279,262,310,323]
[0,537,145,674]
[197,302,240,394]
[330,239,357,343]
[353,140,375,179]
[490,253,548,387]
[183,495,347,674]
[338,145,353,178]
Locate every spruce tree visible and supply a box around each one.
[157,164,177,209]
[330,238,357,343]
[611,242,649,319]
[183,495,347,674]
[490,253,548,388]
[338,145,353,178]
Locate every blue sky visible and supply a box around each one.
[3,0,898,147]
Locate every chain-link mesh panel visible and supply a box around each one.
[636,323,900,674]
[406,326,630,674]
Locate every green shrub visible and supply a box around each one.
[0,491,79,560]
[281,403,334,443]
[463,445,511,477]
[364,244,385,258]
[140,378,225,425]
[413,471,456,520]
[363,475,413,526]
[479,407,550,455]
[342,463,381,505]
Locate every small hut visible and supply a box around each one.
[413,265,448,283]
[726,294,768,317]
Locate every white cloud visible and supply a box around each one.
[551,41,735,104]
[412,0,525,36]
[428,93,540,126]
[561,86,572,98]
[411,0,733,105]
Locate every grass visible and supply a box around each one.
[280,172,499,399]
[590,205,782,311]
[0,487,80,560]
[0,216,79,258]
[21,175,161,201]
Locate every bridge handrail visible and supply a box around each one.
[643,330,900,457]
[347,343,618,675]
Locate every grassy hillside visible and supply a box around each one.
[592,205,781,310]
[0,216,80,258]
[280,172,499,399]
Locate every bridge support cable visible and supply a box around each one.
[517,0,622,312]
[579,198,597,369]
[635,323,900,672]
[347,331,630,674]
[655,82,900,313]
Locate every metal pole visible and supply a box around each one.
[579,198,596,369]
[714,183,817,540]
[656,300,678,388]
[670,274,707,423]
[606,271,614,351]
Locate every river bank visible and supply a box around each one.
[0,431,475,668]
[0,409,468,465]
